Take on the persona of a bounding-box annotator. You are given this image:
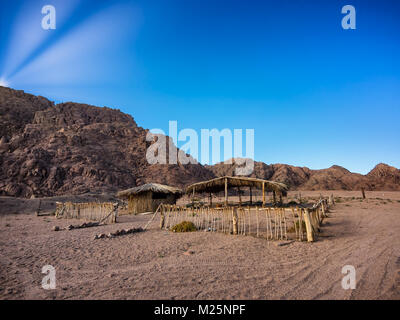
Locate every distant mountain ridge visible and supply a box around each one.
[207,160,400,191]
[0,86,399,197]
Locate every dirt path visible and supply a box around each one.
[0,192,399,299]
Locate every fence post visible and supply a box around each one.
[35,200,42,216]
[159,206,165,229]
[303,209,314,242]
[232,208,238,235]
[329,194,334,206]
[321,200,326,218]
[111,203,118,223]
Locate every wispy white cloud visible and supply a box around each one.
[0,77,9,87]
[2,0,81,78]
[9,2,142,87]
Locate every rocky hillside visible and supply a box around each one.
[0,86,399,197]
[0,86,213,197]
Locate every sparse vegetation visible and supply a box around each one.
[171,221,197,233]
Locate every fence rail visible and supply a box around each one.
[159,197,333,242]
[55,202,118,224]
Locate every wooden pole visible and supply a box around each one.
[192,187,195,207]
[35,200,42,216]
[262,182,265,207]
[249,187,253,205]
[256,206,259,237]
[232,208,238,235]
[273,191,276,205]
[209,192,212,207]
[159,208,165,229]
[361,187,366,199]
[238,187,242,207]
[303,209,314,242]
[321,201,326,219]
[224,177,228,207]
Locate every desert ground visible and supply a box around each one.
[0,191,399,300]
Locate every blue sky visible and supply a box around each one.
[0,0,399,173]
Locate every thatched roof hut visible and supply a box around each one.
[186,176,288,206]
[117,183,182,198]
[117,183,182,214]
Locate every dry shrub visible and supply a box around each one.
[171,221,197,232]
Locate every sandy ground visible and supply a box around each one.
[0,191,399,300]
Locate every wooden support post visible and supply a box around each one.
[238,187,242,207]
[361,187,366,199]
[209,192,212,207]
[224,177,228,207]
[273,191,276,205]
[279,194,283,205]
[232,208,238,235]
[262,182,265,207]
[113,203,118,223]
[192,187,195,207]
[303,209,314,242]
[329,194,334,206]
[256,206,259,237]
[159,211,165,229]
[249,187,253,205]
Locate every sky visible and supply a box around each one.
[0,0,399,174]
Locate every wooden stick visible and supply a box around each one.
[159,206,165,229]
[248,207,251,235]
[256,206,259,237]
[232,208,238,235]
[303,209,314,242]
[224,177,228,207]
[282,208,287,240]
[262,182,265,207]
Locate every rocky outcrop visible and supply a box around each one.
[0,87,213,197]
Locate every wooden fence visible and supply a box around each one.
[55,202,118,224]
[159,197,333,242]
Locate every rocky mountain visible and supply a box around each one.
[366,163,400,190]
[0,86,399,197]
[0,86,213,197]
